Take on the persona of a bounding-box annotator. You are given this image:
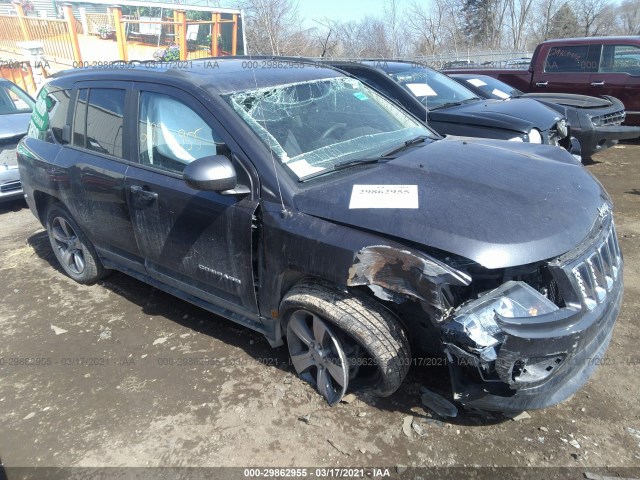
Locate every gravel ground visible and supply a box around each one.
[0,143,639,478]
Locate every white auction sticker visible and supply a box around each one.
[405,83,436,97]
[467,78,487,87]
[349,185,419,209]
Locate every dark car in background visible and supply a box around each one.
[449,73,640,160]
[0,78,35,203]
[17,59,622,412]
[330,61,578,157]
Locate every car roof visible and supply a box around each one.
[359,60,435,74]
[541,36,640,46]
[48,58,344,94]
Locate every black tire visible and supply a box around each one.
[281,278,410,398]
[45,203,109,284]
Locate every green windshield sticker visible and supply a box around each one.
[353,92,368,101]
[31,86,51,132]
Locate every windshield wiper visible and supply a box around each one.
[430,101,463,110]
[381,135,429,157]
[430,98,480,110]
[299,157,392,182]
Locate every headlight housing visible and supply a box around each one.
[442,281,559,361]
[589,114,603,127]
[527,128,543,144]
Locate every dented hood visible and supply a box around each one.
[293,137,608,269]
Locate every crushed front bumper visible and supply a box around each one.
[443,215,624,412]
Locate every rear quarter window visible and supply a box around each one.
[28,87,71,143]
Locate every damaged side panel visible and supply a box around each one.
[347,245,471,310]
[258,205,471,343]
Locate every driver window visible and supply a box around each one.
[138,91,225,174]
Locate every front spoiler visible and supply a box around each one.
[445,277,623,412]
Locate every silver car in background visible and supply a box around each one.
[0,78,34,203]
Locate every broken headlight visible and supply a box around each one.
[556,119,568,138]
[443,281,558,361]
[526,128,543,144]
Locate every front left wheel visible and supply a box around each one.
[45,203,109,284]
[281,278,411,405]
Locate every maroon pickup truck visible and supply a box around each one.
[444,36,640,126]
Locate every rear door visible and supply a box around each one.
[124,83,261,320]
[531,44,599,95]
[53,81,145,272]
[590,43,640,120]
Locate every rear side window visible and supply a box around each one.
[72,88,125,157]
[600,45,640,74]
[87,89,125,157]
[544,45,598,73]
[138,91,222,174]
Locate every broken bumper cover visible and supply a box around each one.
[444,279,622,411]
[442,215,623,411]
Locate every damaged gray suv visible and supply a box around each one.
[17,59,623,411]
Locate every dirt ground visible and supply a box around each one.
[0,143,639,477]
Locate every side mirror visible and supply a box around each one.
[183,155,237,192]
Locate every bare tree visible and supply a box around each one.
[616,0,640,35]
[384,0,402,57]
[238,0,310,55]
[406,0,445,55]
[332,17,393,58]
[312,18,339,58]
[405,0,466,56]
[506,0,535,50]
[571,0,610,36]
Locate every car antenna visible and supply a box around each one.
[247,53,288,218]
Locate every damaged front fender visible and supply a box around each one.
[347,245,471,310]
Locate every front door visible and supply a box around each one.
[124,84,260,320]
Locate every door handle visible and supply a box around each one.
[130,185,158,203]
[535,81,548,87]
[591,81,605,87]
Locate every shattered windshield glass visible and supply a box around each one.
[225,77,433,180]
[389,68,478,110]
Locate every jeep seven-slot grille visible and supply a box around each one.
[571,222,622,310]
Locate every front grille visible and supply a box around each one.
[571,222,622,310]
[593,110,626,126]
[0,180,21,193]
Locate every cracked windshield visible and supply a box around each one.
[226,77,433,180]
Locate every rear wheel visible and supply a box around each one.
[45,204,109,284]
[281,279,410,405]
